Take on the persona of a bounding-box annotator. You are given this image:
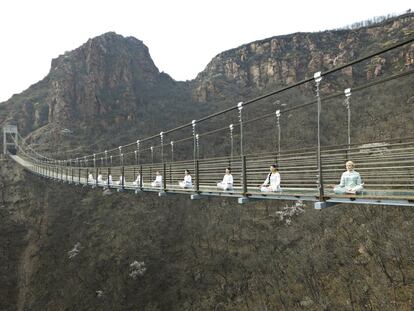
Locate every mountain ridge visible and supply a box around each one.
[0,13,413,157]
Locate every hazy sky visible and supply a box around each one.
[0,0,412,102]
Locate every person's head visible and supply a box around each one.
[346,161,355,171]
[185,169,191,175]
[156,171,160,175]
[270,164,278,172]
[225,167,231,174]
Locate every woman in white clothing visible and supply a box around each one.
[179,169,192,188]
[333,161,364,194]
[97,172,103,184]
[217,167,234,190]
[260,164,281,192]
[88,173,94,183]
[132,174,141,186]
[151,171,163,187]
[106,174,113,185]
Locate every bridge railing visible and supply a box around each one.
[13,135,414,206]
[19,136,414,198]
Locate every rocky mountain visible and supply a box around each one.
[193,13,414,102]
[0,32,206,156]
[1,14,414,157]
[1,14,414,310]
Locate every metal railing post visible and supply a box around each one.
[160,132,164,163]
[192,120,197,176]
[107,167,111,188]
[169,163,172,185]
[314,72,324,201]
[344,88,352,150]
[121,164,125,190]
[196,134,200,159]
[136,140,140,166]
[276,109,281,157]
[196,160,200,193]
[242,155,248,196]
[229,124,234,160]
[170,141,174,162]
[139,165,143,191]
[163,163,167,191]
[150,146,154,181]
[238,102,244,156]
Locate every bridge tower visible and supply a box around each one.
[2,125,18,155]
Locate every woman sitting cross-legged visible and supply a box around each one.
[217,167,234,190]
[151,171,163,187]
[179,169,192,188]
[97,172,103,184]
[132,174,141,186]
[260,164,281,192]
[333,160,364,194]
[88,173,94,183]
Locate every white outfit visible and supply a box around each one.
[260,172,281,192]
[132,175,141,186]
[88,173,94,183]
[151,175,163,187]
[217,174,234,190]
[97,174,103,184]
[179,175,192,188]
[334,170,364,194]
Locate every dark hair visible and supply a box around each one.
[185,169,191,175]
[226,167,231,172]
[271,164,278,169]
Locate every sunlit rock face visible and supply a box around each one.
[193,14,414,102]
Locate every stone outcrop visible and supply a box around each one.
[46,32,161,126]
[193,14,414,102]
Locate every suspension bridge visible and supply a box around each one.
[3,36,414,209]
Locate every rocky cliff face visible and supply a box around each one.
[1,14,414,154]
[46,32,163,126]
[1,13,414,311]
[193,14,414,102]
[1,32,163,129]
[0,32,205,156]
